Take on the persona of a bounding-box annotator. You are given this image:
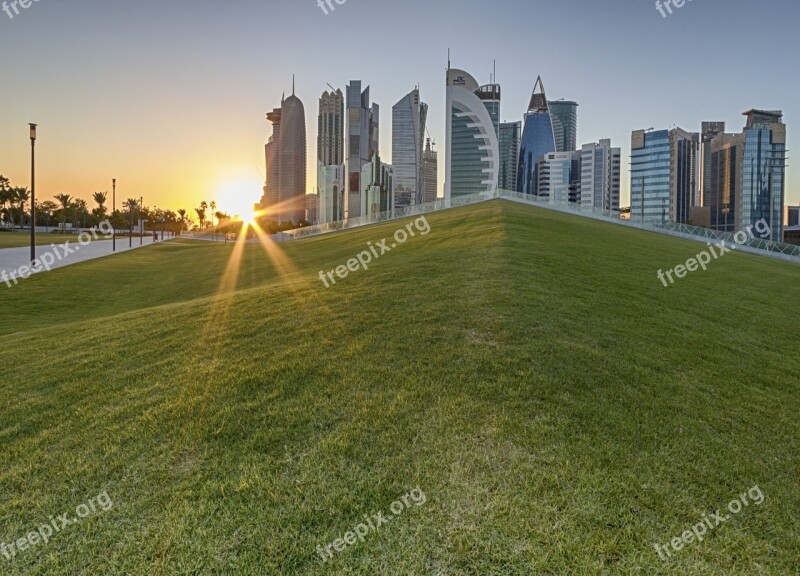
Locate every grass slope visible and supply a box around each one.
[0,200,798,575]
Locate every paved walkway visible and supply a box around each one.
[0,236,162,282]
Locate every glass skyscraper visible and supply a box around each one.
[549,100,578,152]
[741,110,786,241]
[392,88,428,209]
[517,76,555,195]
[346,81,379,219]
[499,121,520,192]
[445,66,499,199]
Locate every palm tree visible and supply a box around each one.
[73,198,88,228]
[177,209,187,234]
[200,202,209,229]
[0,187,11,227]
[54,193,73,232]
[15,187,31,227]
[92,191,108,221]
[195,207,206,230]
[125,199,138,247]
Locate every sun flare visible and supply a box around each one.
[216,171,263,221]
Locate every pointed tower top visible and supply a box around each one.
[527,76,549,113]
[292,74,295,96]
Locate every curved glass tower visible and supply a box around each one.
[517,76,556,195]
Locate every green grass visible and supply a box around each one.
[0,232,103,249]
[1,200,798,575]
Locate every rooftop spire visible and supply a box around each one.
[527,76,549,113]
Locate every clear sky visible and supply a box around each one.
[1,0,798,218]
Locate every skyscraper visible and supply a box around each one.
[630,128,698,223]
[392,88,428,209]
[259,84,307,225]
[706,110,786,240]
[537,151,581,204]
[423,138,438,203]
[579,139,621,212]
[362,153,393,217]
[445,65,499,199]
[518,76,556,195]
[346,81,379,218]
[700,121,726,210]
[549,100,578,152]
[317,88,345,224]
[499,121,520,192]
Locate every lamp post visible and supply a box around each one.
[140,196,143,246]
[29,123,37,266]
[112,179,116,252]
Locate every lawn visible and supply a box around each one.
[0,231,101,249]
[0,200,798,575]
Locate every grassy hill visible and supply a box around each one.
[1,200,798,575]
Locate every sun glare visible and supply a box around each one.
[217,172,263,221]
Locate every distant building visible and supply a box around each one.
[704,110,787,240]
[499,121,521,192]
[346,81,379,218]
[260,85,307,225]
[630,128,698,223]
[518,76,556,195]
[392,88,428,209]
[580,139,621,212]
[361,153,393,217]
[549,100,578,152]
[423,138,438,203]
[305,194,319,224]
[784,225,800,245]
[700,121,726,209]
[786,205,800,227]
[445,65,499,199]
[537,151,581,204]
[317,88,345,224]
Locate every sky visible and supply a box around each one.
[1,0,798,220]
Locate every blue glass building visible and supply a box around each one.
[741,110,786,241]
[517,77,556,195]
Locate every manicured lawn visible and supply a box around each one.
[0,231,98,249]
[0,200,798,575]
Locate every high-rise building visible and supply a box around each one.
[361,153,393,217]
[700,121,726,209]
[476,83,501,139]
[705,110,786,240]
[518,76,556,195]
[259,85,307,225]
[346,81,379,218]
[445,65,500,199]
[630,128,698,224]
[549,100,578,152]
[499,121,520,192]
[786,205,800,227]
[423,138,438,203]
[580,139,621,212]
[317,88,345,224]
[305,193,319,225]
[537,151,581,204]
[392,88,428,209]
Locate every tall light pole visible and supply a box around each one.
[29,123,37,265]
[112,179,116,252]
[140,196,143,246]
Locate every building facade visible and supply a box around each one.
[445,66,500,199]
[317,88,345,224]
[518,76,556,195]
[423,138,438,203]
[499,121,520,192]
[361,153,393,217]
[630,128,698,224]
[549,100,578,152]
[346,81,379,219]
[392,88,428,209]
[580,139,621,212]
[537,151,581,204]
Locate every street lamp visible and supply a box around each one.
[29,123,37,266]
[112,179,116,252]
[140,196,143,246]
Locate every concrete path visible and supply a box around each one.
[0,236,162,284]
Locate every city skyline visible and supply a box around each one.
[1,0,798,219]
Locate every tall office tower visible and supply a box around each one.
[499,121,521,192]
[700,121,726,209]
[476,83,501,139]
[361,153,393,217]
[423,138,438,203]
[630,128,698,224]
[706,110,786,240]
[445,65,500,199]
[317,88,345,224]
[580,139,621,212]
[318,89,344,165]
[305,193,319,225]
[346,81,380,218]
[549,100,579,152]
[536,151,581,204]
[392,88,429,209]
[260,107,282,214]
[518,76,556,195]
[278,88,307,225]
